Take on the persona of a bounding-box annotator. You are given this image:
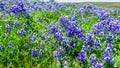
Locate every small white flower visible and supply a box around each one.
[0,26,2,28]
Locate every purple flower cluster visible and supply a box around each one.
[93,39,100,49]
[92,18,120,36]
[31,48,37,57]
[17,29,26,36]
[89,54,97,67]
[59,16,84,38]
[8,43,14,50]
[77,50,86,61]
[38,17,42,22]
[95,60,104,68]
[117,16,120,22]
[85,33,94,46]
[60,56,66,65]
[48,23,64,41]
[89,54,104,68]
[107,35,114,43]
[32,48,44,57]
[6,21,12,34]
[29,33,38,41]
[49,23,59,34]
[39,49,44,55]
[22,24,27,29]
[40,40,45,47]
[25,1,63,12]
[40,33,45,40]
[102,35,114,63]
[13,21,19,28]
[71,11,77,21]
[10,2,26,14]
[0,2,4,11]
[103,47,114,63]
[6,21,12,25]
[53,51,61,59]
[6,25,11,34]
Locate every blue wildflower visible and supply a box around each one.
[117,16,120,22]
[85,33,94,46]
[59,47,65,53]
[108,16,114,22]
[70,43,76,49]
[107,35,114,43]
[95,62,104,68]
[8,44,14,50]
[86,4,93,9]
[50,23,58,34]
[71,15,76,21]
[94,39,100,49]
[39,49,44,55]
[60,57,66,65]
[17,29,26,36]
[13,21,19,28]
[22,24,27,29]
[25,41,31,45]
[75,28,84,38]
[29,33,37,41]
[10,5,20,14]
[6,25,11,34]
[85,45,91,51]
[17,2,24,8]
[100,12,110,20]
[79,8,84,20]
[103,47,114,63]
[77,50,86,61]
[38,17,42,22]
[67,30,74,37]
[71,10,77,21]
[40,40,45,47]
[89,54,97,67]
[31,48,37,57]
[7,21,12,25]
[104,56,114,63]
[10,3,26,14]
[53,51,60,59]
[92,20,120,35]
[106,43,113,48]
[55,31,64,41]
[0,3,4,11]
[40,33,45,40]
[59,16,70,27]
[28,30,32,34]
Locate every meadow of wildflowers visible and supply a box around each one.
[0,0,120,68]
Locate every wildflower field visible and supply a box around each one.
[0,1,120,68]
